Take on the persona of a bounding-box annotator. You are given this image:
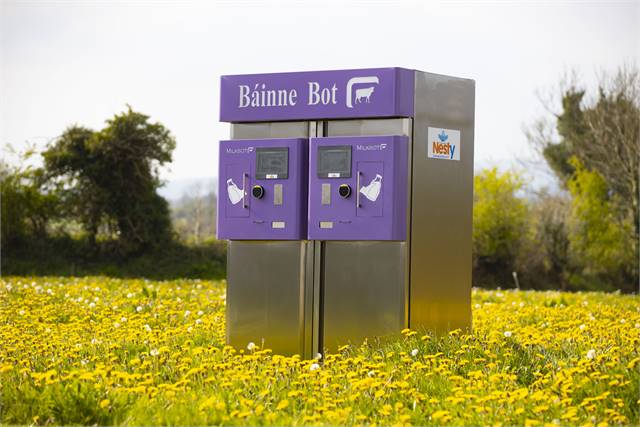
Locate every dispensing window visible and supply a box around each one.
[255,147,288,179]
[317,145,351,178]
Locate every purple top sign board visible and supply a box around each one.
[220,68,415,122]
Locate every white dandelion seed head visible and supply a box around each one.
[504,331,512,338]
[411,348,419,357]
[586,349,596,360]
[309,363,321,371]
[247,342,256,351]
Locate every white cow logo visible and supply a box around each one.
[355,87,375,104]
[346,76,380,108]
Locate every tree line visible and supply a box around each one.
[3,107,175,255]
[475,66,638,292]
[1,67,638,291]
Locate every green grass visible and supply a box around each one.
[0,277,638,426]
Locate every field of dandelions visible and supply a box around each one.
[0,277,638,426]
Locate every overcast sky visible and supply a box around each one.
[1,0,638,195]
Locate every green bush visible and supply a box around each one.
[472,168,529,288]
[1,237,226,280]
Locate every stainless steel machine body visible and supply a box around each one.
[219,69,475,357]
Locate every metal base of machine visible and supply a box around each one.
[321,241,406,352]
[226,240,314,356]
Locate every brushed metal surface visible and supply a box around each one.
[227,240,308,355]
[409,71,475,333]
[404,120,414,328]
[327,118,412,137]
[273,184,283,205]
[321,183,331,205]
[231,121,310,139]
[303,238,315,359]
[322,241,406,352]
[309,122,324,359]
[312,240,323,356]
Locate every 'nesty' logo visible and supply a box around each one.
[346,76,380,108]
[427,127,461,161]
[226,147,254,154]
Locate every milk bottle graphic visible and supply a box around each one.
[360,174,382,202]
[226,178,244,205]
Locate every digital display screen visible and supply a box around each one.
[317,145,351,178]
[255,147,288,179]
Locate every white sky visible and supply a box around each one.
[1,0,638,192]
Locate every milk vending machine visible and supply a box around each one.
[217,68,474,358]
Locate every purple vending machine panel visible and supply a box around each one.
[217,138,308,240]
[308,135,408,241]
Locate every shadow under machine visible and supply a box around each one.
[217,68,475,358]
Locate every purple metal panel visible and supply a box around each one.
[220,68,415,122]
[308,135,408,241]
[217,138,308,240]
